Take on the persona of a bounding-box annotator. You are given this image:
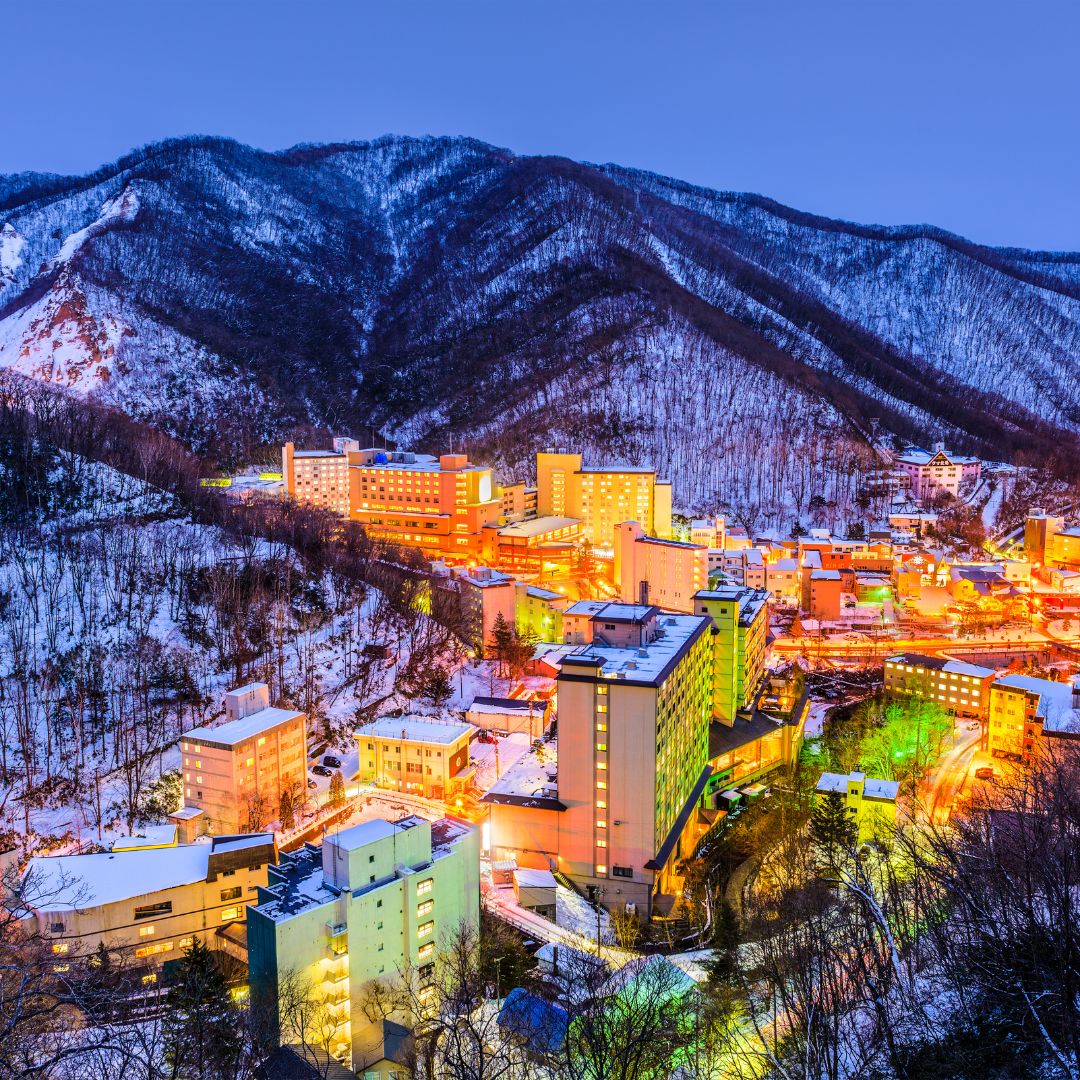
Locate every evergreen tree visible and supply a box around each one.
[420,663,454,707]
[704,901,741,991]
[489,612,513,675]
[329,769,346,808]
[278,785,295,831]
[163,939,241,1079]
[809,791,858,868]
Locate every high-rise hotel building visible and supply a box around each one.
[555,604,713,913]
[536,451,672,552]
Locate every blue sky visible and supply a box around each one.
[5,0,1080,249]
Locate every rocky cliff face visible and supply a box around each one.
[2,134,1077,522]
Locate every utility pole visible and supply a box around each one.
[494,954,505,1007]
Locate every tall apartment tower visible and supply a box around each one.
[693,587,770,725]
[281,438,358,517]
[555,604,712,914]
[536,451,672,552]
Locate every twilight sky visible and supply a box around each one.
[5,0,1080,250]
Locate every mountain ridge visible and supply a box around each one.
[1,133,1078,527]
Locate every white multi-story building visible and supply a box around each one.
[247,815,480,1075]
[894,443,981,500]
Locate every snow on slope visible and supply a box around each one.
[0,222,25,286]
[53,185,140,266]
[0,270,129,386]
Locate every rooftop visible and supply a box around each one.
[817,771,900,802]
[185,705,303,747]
[255,816,471,921]
[25,834,274,911]
[352,449,488,474]
[467,696,547,715]
[559,613,710,686]
[886,653,996,678]
[565,601,660,623]
[993,675,1080,732]
[361,715,474,744]
[483,737,562,809]
[498,515,580,538]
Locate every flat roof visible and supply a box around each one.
[185,705,304,747]
[559,614,710,686]
[578,465,656,474]
[362,716,474,744]
[481,736,563,810]
[498,516,580,538]
[330,818,406,852]
[351,452,487,475]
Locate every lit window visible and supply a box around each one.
[418,921,435,939]
[138,925,155,938]
[417,900,434,916]
[220,907,240,921]
[417,878,434,896]
[51,943,69,955]
[595,865,607,875]
[418,943,435,960]
[596,780,607,790]
[596,800,606,809]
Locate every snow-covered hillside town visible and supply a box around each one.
[5,4,1080,1077]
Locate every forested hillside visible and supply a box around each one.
[2,135,1079,527]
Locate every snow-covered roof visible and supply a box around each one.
[525,585,564,600]
[111,825,177,851]
[561,614,710,686]
[993,675,1080,732]
[811,569,842,581]
[498,516,580,538]
[329,818,403,851]
[361,715,474,744]
[817,771,899,802]
[484,738,561,808]
[185,705,303,747]
[514,868,557,889]
[27,847,212,910]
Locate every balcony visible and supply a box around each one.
[326,921,348,938]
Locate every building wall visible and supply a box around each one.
[487,803,562,869]
[249,823,479,1071]
[696,591,768,725]
[36,851,271,972]
[348,452,501,558]
[614,522,707,613]
[355,732,471,800]
[988,684,1039,757]
[535,452,670,550]
[808,577,843,621]
[182,713,306,835]
[282,442,354,516]
[883,658,993,719]
[555,627,711,913]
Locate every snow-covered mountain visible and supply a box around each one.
[2,135,1078,518]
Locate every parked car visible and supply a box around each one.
[974,766,995,781]
[323,755,342,769]
[311,764,333,777]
